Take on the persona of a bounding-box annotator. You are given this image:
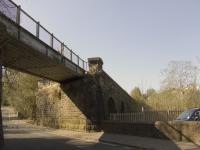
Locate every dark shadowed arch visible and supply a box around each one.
[120,101,125,113]
[107,97,117,114]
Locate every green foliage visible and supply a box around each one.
[146,88,156,97]
[131,87,200,111]
[131,60,200,111]
[131,87,142,101]
[145,88,200,110]
[130,87,147,111]
[3,68,39,119]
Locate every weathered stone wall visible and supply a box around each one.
[101,120,200,145]
[155,121,200,144]
[36,57,137,131]
[87,57,137,116]
[36,75,104,131]
[36,83,88,131]
[60,74,104,131]
[102,121,168,139]
[99,71,137,116]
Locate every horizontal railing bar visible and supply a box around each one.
[53,36,62,44]
[64,45,71,51]
[9,0,18,7]
[39,24,52,35]
[20,8,37,23]
[79,58,83,63]
[71,51,76,56]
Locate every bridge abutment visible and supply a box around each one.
[36,57,137,131]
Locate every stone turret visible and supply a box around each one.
[88,57,103,74]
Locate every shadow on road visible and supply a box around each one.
[3,138,93,150]
[2,120,141,150]
[2,137,141,150]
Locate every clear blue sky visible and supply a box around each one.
[14,0,200,93]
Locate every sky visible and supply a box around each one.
[13,0,200,93]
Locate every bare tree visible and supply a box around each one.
[161,61,199,90]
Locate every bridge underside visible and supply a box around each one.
[0,14,85,82]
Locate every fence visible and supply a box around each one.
[108,110,183,123]
[2,106,18,120]
[0,0,88,71]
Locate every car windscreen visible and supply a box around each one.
[177,109,195,120]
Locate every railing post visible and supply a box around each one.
[70,50,73,61]
[82,60,84,69]
[50,33,54,48]
[84,61,88,71]
[143,111,145,122]
[167,110,170,121]
[16,5,21,25]
[61,43,64,55]
[16,5,21,40]
[36,22,40,38]
[60,43,64,62]
[77,55,79,66]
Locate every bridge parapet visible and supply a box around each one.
[0,0,87,71]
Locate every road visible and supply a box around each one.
[2,120,139,150]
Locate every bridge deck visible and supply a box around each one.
[0,0,86,82]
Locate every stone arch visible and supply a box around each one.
[107,97,117,114]
[120,101,125,113]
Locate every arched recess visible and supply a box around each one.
[107,97,117,114]
[120,101,125,113]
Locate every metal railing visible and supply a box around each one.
[0,0,88,71]
[108,110,183,123]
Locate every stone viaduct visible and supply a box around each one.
[0,0,137,146]
[36,57,137,131]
